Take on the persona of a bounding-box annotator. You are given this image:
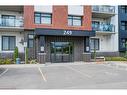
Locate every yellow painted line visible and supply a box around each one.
[66,66,92,78]
[38,67,47,82]
[0,68,8,77]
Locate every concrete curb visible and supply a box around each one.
[0,62,99,68]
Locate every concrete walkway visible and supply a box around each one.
[0,61,97,68]
[1,61,127,70]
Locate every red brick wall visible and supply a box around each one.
[52,6,68,29]
[24,5,92,31]
[24,5,34,29]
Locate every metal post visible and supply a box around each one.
[24,42,27,64]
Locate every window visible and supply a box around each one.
[34,12,52,24]
[68,15,82,26]
[121,6,127,13]
[28,34,34,48]
[90,38,99,50]
[2,15,16,27]
[121,39,126,48]
[121,21,127,30]
[92,21,100,30]
[2,36,16,51]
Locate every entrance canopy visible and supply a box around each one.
[35,28,95,37]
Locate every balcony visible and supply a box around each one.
[92,23,115,34]
[92,6,115,18]
[0,6,23,12]
[0,18,23,28]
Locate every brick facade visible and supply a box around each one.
[24,5,92,30]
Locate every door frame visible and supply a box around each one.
[50,41,74,63]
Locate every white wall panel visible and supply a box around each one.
[68,5,83,15]
[34,5,52,13]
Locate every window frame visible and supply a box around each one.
[90,38,100,50]
[68,15,82,26]
[121,21,127,31]
[27,34,34,48]
[121,6,127,13]
[2,36,16,51]
[34,12,52,24]
[2,15,16,27]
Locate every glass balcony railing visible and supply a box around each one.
[92,24,115,32]
[0,18,23,28]
[92,6,115,14]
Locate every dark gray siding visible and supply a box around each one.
[45,36,84,62]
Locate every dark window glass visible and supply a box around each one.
[121,21,127,30]
[34,12,52,24]
[90,38,99,50]
[2,36,16,50]
[28,34,34,48]
[92,21,100,30]
[68,15,82,26]
[121,6,127,13]
[121,39,126,48]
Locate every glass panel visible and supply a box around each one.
[73,19,81,26]
[50,42,73,63]
[41,17,51,24]
[28,40,34,48]
[90,39,99,50]
[90,39,94,50]
[68,16,72,19]
[8,18,15,26]
[2,37,9,50]
[28,35,34,39]
[35,16,41,24]
[10,37,15,50]
[95,39,99,50]
[68,18,72,26]
[2,15,15,26]
[51,42,55,53]
[35,13,41,16]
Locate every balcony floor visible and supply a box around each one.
[92,12,115,18]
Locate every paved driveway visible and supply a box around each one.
[0,63,127,89]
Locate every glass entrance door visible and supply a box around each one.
[50,42,73,63]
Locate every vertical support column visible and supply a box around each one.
[84,37,90,53]
[37,36,46,64]
[40,36,45,53]
[83,37,91,62]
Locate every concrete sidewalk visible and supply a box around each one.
[1,61,127,69]
[0,61,97,68]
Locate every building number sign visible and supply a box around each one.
[63,30,72,35]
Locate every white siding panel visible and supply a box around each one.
[68,5,83,15]
[34,5,52,13]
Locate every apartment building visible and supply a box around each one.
[118,6,127,54]
[0,5,121,63]
[91,5,119,57]
[0,5,95,63]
